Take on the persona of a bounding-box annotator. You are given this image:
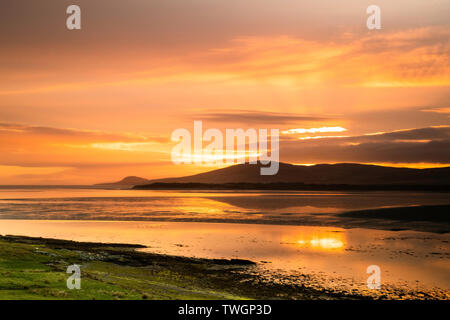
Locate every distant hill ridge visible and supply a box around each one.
[95,176,151,186]
[97,162,450,186]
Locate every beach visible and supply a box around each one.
[0,234,357,300]
[0,187,448,299]
[0,234,447,300]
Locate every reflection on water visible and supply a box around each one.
[281,230,347,251]
[0,220,448,299]
[0,188,449,224]
[0,187,448,298]
[297,237,345,251]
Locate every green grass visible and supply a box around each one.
[0,235,368,300]
[0,239,246,300]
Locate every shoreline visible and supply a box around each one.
[0,234,447,300]
[0,235,366,300]
[134,183,450,192]
[0,203,448,234]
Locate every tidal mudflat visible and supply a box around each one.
[0,220,448,299]
[0,188,448,299]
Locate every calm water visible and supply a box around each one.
[0,187,448,298]
[0,187,449,223]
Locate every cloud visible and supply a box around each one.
[360,126,450,141]
[281,126,450,164]
[0,122,168,144]
[420,107,450,115]
[3,23,449,97]
[194,110,329,124]
[282,126,347,134]
[0,123,172,173]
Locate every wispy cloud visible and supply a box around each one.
[420,107,450,115]
[0,122,168,144]
[298,135,350,140]
[0,123,171,174]
[194,110,329,124]
[281,126,450,164]
[282,126,347,135]
[178,26,450,89]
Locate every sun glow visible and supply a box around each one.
[171,150,263,164]
[298,135,350,140]
[282,127,347,135]
[283,229,347,253]
[290,232,346,252]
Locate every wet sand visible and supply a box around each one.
[0,188,448,299]
[1,188,449,233]
[0,220,448,299]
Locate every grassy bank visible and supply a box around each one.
[0,235,358,300]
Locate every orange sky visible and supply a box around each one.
[0,0,449,184]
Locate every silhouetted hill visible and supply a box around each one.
[133,182,450,192]
[144,162,450,186]
[95,176,151,186]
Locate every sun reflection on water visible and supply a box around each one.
[294,232,346,251]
